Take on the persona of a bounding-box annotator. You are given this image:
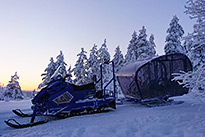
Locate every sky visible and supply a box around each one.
[0,0,196,91]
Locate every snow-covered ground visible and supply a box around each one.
[0,95,205,137]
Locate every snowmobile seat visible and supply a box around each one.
[72,83,95,91]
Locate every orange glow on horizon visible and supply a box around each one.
[0,71,42,91]
[20,82,40,91]
[0,81,37,91]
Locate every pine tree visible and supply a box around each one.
[113,46,125,73]
[73,48,89,85]
[4,72,23,100]
[86,44,100,83]
[65,65,73,83]
[185,0,205,20]
[55,50,67,78]
[125,31,138,64]
[164,15,185,54]
[184,0,205,70]
[137,26,152,60]
[38,57,56,89]
[172,0,205,96]
[0,85,5,100]
[38,51,68,89]
[54,62,67,79]
[112,46,125,98]
[149,34,157,58]
[187,19,205,70]
[97,39,112,90]
[98,39,110,63]
[183,33,193,54]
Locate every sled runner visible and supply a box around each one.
[140,99,184,107]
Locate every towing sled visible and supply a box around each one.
[5,61,116,128]
[117,53,192,104]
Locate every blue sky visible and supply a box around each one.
[0,0,195,90]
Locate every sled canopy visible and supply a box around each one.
[117,53,192,100]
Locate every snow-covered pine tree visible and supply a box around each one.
[0,85,5,100]
[164,15,185,54]
[38,51,67,89]
[73,48,89,85]
[136,26,152,60]
[125,31,138,64]
[149,34,157,58]
[4,72,23,100]
[172,0,205,96]
[113,46,125,73]
[86,44,100,83]
[112,46,125,98]
[65,65,73,83]
[184,0,205,70]
[38,57,56,89]
[97,39,112,90]
[54,62,67,79]
[183,33,193,54]
[187,19,205,70]
[98,39,110,64]
[185,0,205,20]
[55,50,67,78]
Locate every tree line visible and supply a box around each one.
[0,0,204,101]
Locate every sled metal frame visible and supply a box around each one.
[96,61,116,100]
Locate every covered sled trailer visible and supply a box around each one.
[117,53,192,101]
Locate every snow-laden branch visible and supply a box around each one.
[172,63,205,96]
[185,0,205,20]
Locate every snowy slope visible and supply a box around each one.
[0,95,205,137]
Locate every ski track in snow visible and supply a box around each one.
[0,95,205,137]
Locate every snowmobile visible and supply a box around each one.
[5,61,116,128]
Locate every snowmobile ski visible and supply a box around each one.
[4,119,48,128]
[12,109,32,117]
[5,108,112,128]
